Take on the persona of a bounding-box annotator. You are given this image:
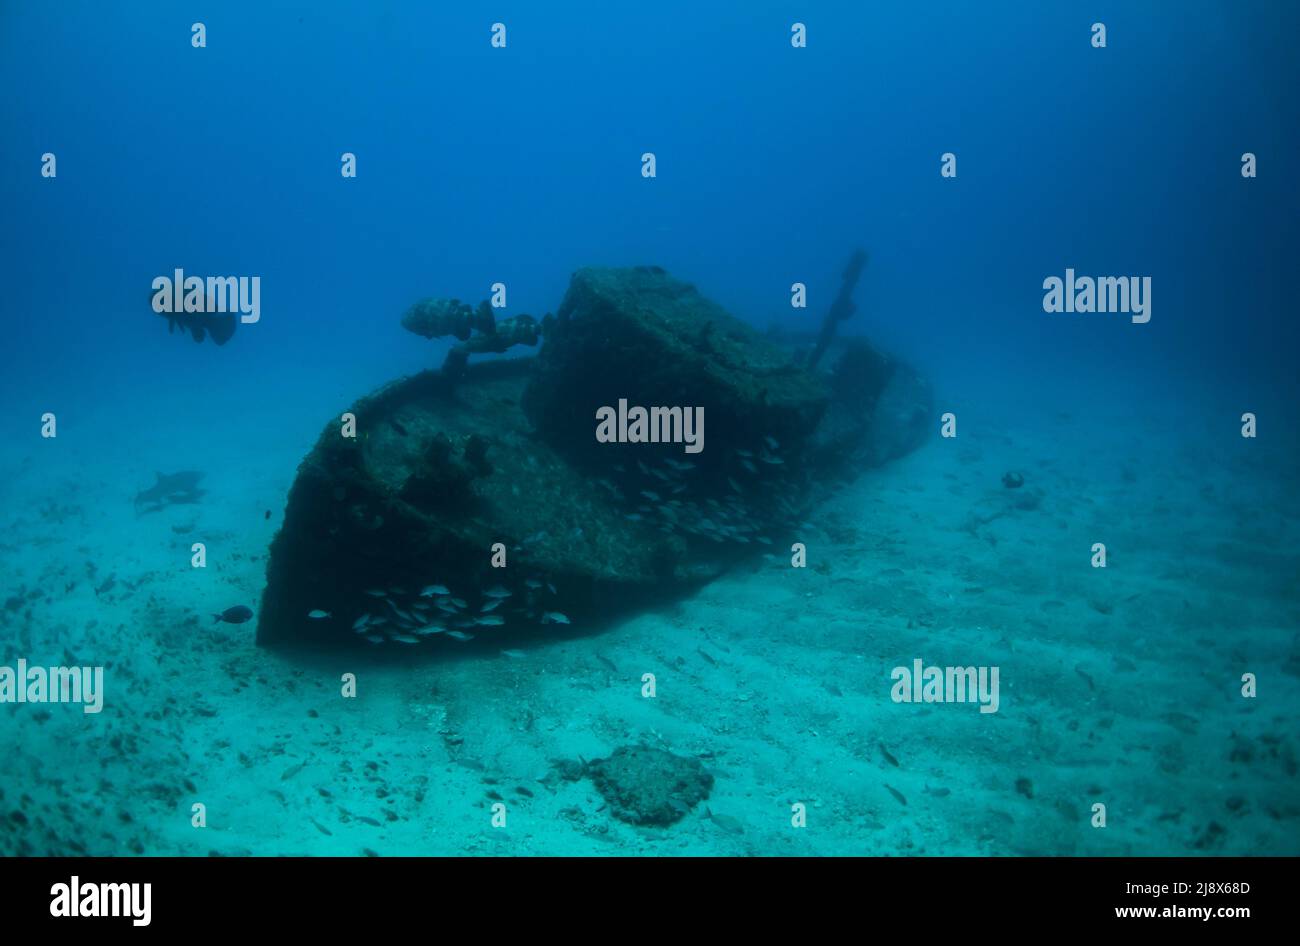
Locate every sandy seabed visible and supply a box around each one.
[2,385,1297,857]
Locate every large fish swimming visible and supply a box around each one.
[152,289,237,345]
[135,470,205,512]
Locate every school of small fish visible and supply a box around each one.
[337,577,567,649]
[311,435,787,655]
[605,436,791,546]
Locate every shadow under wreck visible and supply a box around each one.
[256,262,931,651]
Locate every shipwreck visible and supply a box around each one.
[256,259,931,650]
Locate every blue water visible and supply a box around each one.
[1,2,1296,856]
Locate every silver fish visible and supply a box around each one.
[307,609,331,619]
[542,611,571,625]
[420,584,451,597]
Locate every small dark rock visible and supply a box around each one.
[1192,821,1228,850]
[553,758,587,782]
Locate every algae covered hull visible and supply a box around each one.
[256,266,930,649]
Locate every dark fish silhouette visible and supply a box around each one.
[153,290,237,346]
[214,605,254,624]
[160,309,237,345]
[135,471,205,513]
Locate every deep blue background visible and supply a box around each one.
[2,1,1297,432]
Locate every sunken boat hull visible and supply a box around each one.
[256,266,931,650]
